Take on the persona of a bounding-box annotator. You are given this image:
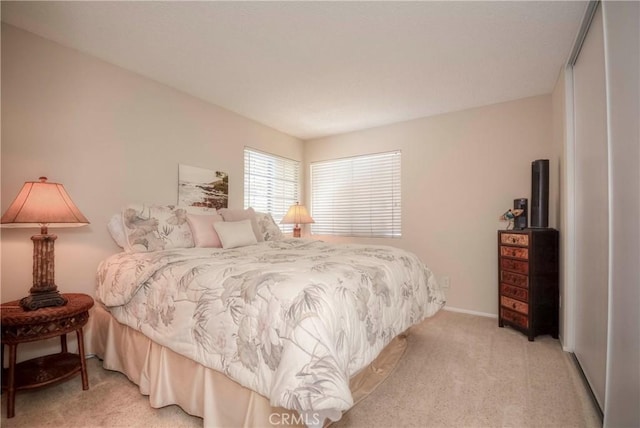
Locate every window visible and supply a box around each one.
[244,148,300,232]
[311,151,401,238]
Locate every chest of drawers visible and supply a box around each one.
[498,229,559,341]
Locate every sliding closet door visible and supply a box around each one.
[573,2,609,409]
[572,4,608,410]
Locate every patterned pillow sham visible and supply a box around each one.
[122,204,195,252]
[255,212,284,241]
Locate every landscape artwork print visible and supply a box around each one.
[178,164,229,209]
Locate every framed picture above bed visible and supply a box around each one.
[178,164,228,209]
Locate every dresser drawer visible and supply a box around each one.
[501,270,528,288]
[500,258,529,274]
[500,233,529,247]
[500,283,529,302]
[501,307,529,329]
[501,296,529,315]
[500,246,529,260]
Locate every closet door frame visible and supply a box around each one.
[563,0,607,413]
[563,0,600,354]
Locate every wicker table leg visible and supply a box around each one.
[76,328,89,390]
[61,333,68,353]
[6,343,17,418]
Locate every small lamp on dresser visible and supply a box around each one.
[1,177,89,310]
[280,202,314,238]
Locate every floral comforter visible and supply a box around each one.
[96,239,445,422]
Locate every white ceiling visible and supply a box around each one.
[1,1,586,140]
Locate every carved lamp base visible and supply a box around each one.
[20,291,68,311]
[20,229,68,311]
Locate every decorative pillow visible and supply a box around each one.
[213,220,258,249]
[186,213,224,248]
[107,214,127,248]
[255,212,284,241]
[217,207,264,242]
[121,204,195,252]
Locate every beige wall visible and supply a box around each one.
[1,23,559,323]
[0,24,303,305]
[305,95,555,315]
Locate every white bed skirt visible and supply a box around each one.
[84,304,408,427]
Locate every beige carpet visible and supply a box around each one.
[1,310,601,428]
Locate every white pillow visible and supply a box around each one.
[213,220,258,249]
[107,214,127,248]
[217,207,263,242]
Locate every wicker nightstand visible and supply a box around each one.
[1,293,94,418]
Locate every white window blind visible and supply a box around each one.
[244,148,300,232]
[311,151,401,238]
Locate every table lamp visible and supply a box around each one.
[1,177,89,310]
[280,202,314,238]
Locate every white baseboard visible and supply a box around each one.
[443,305,498,319]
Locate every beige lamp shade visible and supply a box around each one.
[280,202,314,238]
[280,203,315,226]
[1,177,89,228]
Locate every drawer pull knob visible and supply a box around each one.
[512,303,517,309]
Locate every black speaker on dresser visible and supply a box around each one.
[531,159,549,228]
[513,198,528,229]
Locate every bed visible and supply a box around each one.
[86,205,445,427]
